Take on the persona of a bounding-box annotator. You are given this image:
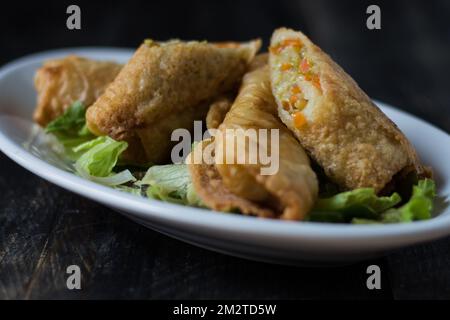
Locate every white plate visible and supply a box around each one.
[1,48,449,265]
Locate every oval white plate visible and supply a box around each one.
[1,48,449,265]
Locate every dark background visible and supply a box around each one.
[1,0,449,299]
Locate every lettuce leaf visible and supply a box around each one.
[74,136,136,186]
[139,164,202,206]
[310,179,436,224]
[379,179,436,223]
[45,101,94,150]
[75,136,127,177]
[309,188,401,222]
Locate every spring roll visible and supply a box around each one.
[34,55,122,126]
[188,64,318,220]
[206,95,233,130]
[205,54,269,130]
[188,139,275,218]
[269,28,429,192]
[86,39,261,164]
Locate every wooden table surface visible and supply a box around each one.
[1,0,449,299]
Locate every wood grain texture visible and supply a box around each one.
[0,0,449,299]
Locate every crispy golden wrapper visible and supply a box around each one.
[269,28,429,192]
[86,39,261,164]
[206,95,233,130]
[34,55,122,126]
[205,54,269,130]
[188,65,318,220]
[188,139,275,218]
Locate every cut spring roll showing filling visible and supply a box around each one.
[86,39,261,165]
[269,28,429,192]
[188,63,318,220]
[34,55,122,126]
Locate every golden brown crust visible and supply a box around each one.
[270,28,428,192]
[217,65,318,220]
[189,65,318,220]
[205,54,269,130]
[134,99,211,164]
[249,53,269,70]
[187,140,275,218]
[33,55,122,126]
[86,39,261,164]
[206,95,233,130]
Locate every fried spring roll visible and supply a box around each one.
[205,54,269,130]
[188,139,275,218]
[269,28,428,192]
[188,64,318,220]
[34,55,122,126]
[86,39,261,164]
[206,95,233,130]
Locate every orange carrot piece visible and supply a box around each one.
[280,63,293,71]
[300,58,310,73]
[292,111,307,128]
[291,85,301,94]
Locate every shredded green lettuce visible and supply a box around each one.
[44,102,136,186]
[378,179,436,223]
[310,179,436,224]
[45,102,94,153]
[138,164,203,206]
[73,136,136,186]
[75,136,128,177]
[309,188,401,223]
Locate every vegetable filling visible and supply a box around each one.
[270,37,322,128]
